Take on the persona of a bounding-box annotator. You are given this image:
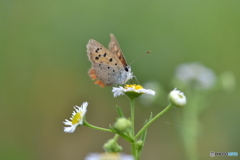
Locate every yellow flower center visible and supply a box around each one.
[124,84,143,90]
[72,111,82,124]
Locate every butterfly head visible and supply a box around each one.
[125,66,131,72]
[123,65,134,83]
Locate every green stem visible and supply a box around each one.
[135,103,173,139]
[83,121,113,133]
[130,98,137,159]
[85,120,134,143]
[131,144,137,160]
[113,134,119,142]
[130,98,136,136]
[182,92,201,160]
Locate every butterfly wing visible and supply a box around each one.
[87,39,126,87]
[108,34,128,66]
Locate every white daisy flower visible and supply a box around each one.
[84,152,134,160]
[63,102,88,133]
[112,84,155,99]
[175,62,216,90]
[169,88,187,107]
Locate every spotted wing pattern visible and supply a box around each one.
[87,39,125,87]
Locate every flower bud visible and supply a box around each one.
[103,139,122,152]
[136,140,143,150]
[114,118,132,133]
[169,88,187,107]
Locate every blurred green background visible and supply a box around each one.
[1,0,240,160]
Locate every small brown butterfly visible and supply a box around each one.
[86,34,134,87]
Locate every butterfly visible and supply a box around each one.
[86,34,134,87]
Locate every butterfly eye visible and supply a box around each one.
[125,66,129,72]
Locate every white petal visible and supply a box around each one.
[112,87,125,97]
[63,119,72,125]
[64,125,77,133]
[81,102,88,114]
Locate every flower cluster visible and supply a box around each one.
[63,83,187,160]
[175,62,216,90]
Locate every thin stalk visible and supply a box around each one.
[84,121,113,132]
[130,98,136,136]
[113,134,119,142]
[135,104,173,139]
[130,98,137,159]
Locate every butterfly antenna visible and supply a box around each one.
[129,50,151,66]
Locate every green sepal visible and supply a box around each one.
[109,125,134,143]
[103,138,122,152]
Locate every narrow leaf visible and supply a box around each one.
[116,105,125,118]
[148,112,153,121]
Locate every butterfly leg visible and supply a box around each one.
[128,75,140,85]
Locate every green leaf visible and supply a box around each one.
[148,112,153,121]
[140,120,148,142]
[140,112,152,141]
[138,112,153,157]
[116,105,125,118]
